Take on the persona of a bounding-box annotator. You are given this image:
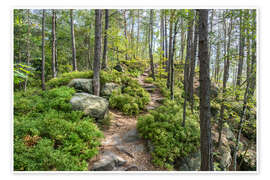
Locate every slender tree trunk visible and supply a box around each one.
[102,9,109,69]
[233,66,251,171]
[24,9,31,91]
[214,32,221,83]
[180,20,186,63]
[188,11,198,112]
[131,10,135,59]
[164,14,168,65]
[136,9,140,58]
[218,12,233,148]
[236,10,245,100]
[123,10,128,60]
[51,9,57,78]
[88,24,92,70]
[249,10,256,96]
[166,12,173,89]
[198,9,213,171]
[41,10,46,91]
[149,9,155,81]
[93,10,102,96]
[170,15,180,100]
[182,11,194,127]
[70,9,77,71]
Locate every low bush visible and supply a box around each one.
[109,75,150,115]
[144,77,154,84]
[137,100,200,169]
[14,86,103,171]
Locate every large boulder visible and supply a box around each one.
[101,83,121,97]
[70,93,109,121]
[68,79,93,94]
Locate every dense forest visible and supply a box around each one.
[13,9,256,171]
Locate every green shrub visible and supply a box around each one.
[144,77,154,84]
[137,100,200,169]
[14,86,103,171]
[47,71,93,88]
[109,78,150,115]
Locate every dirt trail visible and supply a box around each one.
[88,70,164,171]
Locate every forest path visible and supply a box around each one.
[88,69,164,171]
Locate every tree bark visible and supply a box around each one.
[102,9,109,69]
[218,11,233,148]
[164,14,168,64]
[170,14,180,100]
[123,10,128,60]
[149,9,155,81]
[236,10,245,100]
[188,11,198,112]
[136,9,140,58]
[166,11,173,89]
[51,9,57,78]
[70,9,77,71]
[93,10,102,96]
[182,11,194,127]
[24,9,31,91]
[41,9,46,91]
[198,9,213,171]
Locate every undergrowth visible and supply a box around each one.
[14,86,103,171]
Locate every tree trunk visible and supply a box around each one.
[164,14,168,64]
[236,10,245,100]
[51,9,57,78]
[218,11,233,148]
[188,11,198,112]
[123,10,128,60]
[149,9,155,81]
[166,11,173,89]
[88,24,92,70]
[198,9,213,171]
[102,9,109,69]
[170,14,180,100]
[136,9,140,58]
[24,9,31,91]
[93,10,102,96]
[182,11,194,127]
[41,9,46,91]
[70,9,77,71]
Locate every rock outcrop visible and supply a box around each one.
[70,93,109,121]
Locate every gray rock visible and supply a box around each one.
[114,64,124,72]
[178,152,201,171]
[101,83,121,97]
[116,145,134,158]
[102,134,122,146]
[91,151,126,171]
[134,144,144,153]
[220,151,232,170]
[147,140,154,153]
[125,165,139,171]
[70,93,109,120]
[123,129,140,143]
[224,125,236,141]
[68,79,93,94]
